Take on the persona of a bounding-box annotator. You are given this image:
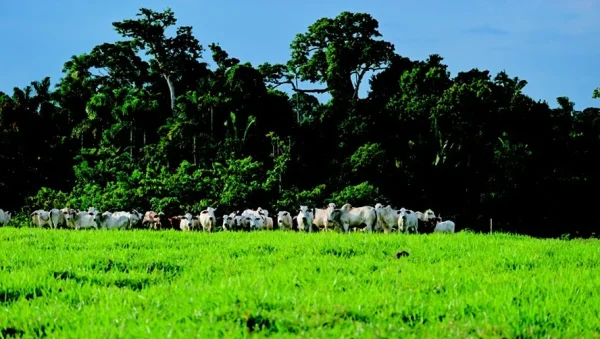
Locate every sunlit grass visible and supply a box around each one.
[0,227,599,337]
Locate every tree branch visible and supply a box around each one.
[352,66,387,99]
[296,88,329,94]
[267,77,329,94]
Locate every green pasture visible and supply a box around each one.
[0,227,599,337]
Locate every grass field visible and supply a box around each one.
[0,228,599,338]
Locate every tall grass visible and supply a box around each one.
[0,228,599,337]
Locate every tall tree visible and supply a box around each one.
[112,7,205,114]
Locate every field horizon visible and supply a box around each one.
[1,227,599,337]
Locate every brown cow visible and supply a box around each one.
[168,216,181,230]
[142,211,165,230]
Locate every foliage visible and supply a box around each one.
[329,181,385,206]
[0,7,599,237]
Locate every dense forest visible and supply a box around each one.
[1,8,599,237]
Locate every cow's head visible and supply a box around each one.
[257,207,268,218]
[298,206,313,224]
[423,209,436,221]
[222,214,234,230]
[201,207,216,223]
[253,216,264,229]
[243,216,255,230]
[277,211,290,226]
[325,206,342,225]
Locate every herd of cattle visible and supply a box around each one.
[0,204,456,233]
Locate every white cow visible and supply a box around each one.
[95,213,130,230]
[276,211,293,231]
[242,209,266,230]
[423,209,436,221]
[222,212,236,231]
[257,207,269,218]
[264,216,274,230]
[199,207,217,232]
[434,215,455,233]
[297,206,315,232]
[417,208,437,232]
[234,213,243,230]
[253,214,265,230]
[66,211,99,230]
[60,208,75,229]
[239,214,256,231]
[374,203,401,233]
[179,213,194,231]
[315,203,336,231]
[242,208,260,217]
[398,208,419,233]
[111,210,142,229]
[31,210,52,228]
[114,210,143,228]
[49,208,67,229]
[326,204,378,233]
[0,209,11,225]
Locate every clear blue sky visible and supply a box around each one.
[0,0,598,109]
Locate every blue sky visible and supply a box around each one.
[0,0,598,109]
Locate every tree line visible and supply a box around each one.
[1,8,599,237]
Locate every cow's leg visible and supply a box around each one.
[343,222,350,233]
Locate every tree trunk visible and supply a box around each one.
[295,76,300,123]
[130,122,134,158]
[210,106,214,137]
[163,73,176,115]
[193,135,197,165]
